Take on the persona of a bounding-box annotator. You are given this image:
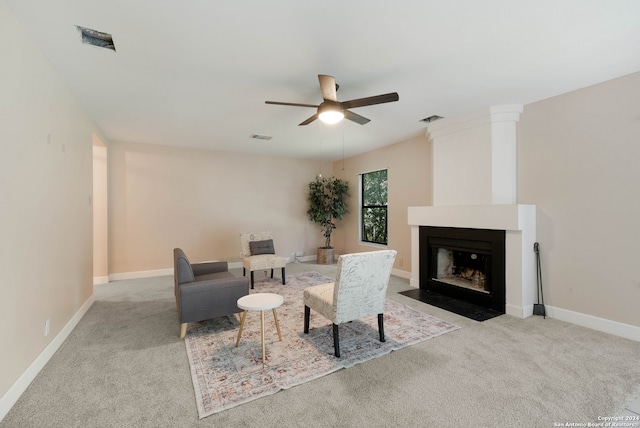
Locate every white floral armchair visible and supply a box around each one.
[240,231,287,289]
[303,249,397,357]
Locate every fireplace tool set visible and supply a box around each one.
[533,242,546,318]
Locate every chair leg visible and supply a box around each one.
[378,313,386,342]
[303,305,310,333]
[332,324,340,357]
[243,267,246,276]
[281,267,286,285]
[179,323,187,339]
[250,271,254,289]
[270,269,274,279]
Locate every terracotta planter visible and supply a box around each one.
[317,247,335,264]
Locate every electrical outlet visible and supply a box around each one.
[45,319,50,337]
[398,258,404,267]
[295,251,304,257]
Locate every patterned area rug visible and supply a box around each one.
[184,272,460,418]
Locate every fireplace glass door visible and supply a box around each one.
[433,247,490,294]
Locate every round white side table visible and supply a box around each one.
[235,293,284,363]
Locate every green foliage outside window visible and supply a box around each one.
[362,169,387,245]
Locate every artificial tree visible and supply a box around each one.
[306,175,349,262]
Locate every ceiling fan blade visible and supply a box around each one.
[340,92,399,109]
[299,113,318,126]
[318,75,337,102]
[265,101,319,108]
[344,109,370,125]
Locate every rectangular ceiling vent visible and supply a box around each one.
[76,26,116,51]
[250,134,272,141]
[420,115,444,123]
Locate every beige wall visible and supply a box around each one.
[0,1,97,399]
[331,135,432,274]
[518,71,640,327]
[108,141,322,273]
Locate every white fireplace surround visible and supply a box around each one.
[408,105,538,318]
[409,205,536,317]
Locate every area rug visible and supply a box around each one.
[184,271,460,419]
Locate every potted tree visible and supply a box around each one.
[307,175,349,264]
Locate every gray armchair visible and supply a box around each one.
[174,248,250,339]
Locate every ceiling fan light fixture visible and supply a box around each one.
[318,103,344,124]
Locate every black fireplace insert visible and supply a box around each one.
[419,226,505,313]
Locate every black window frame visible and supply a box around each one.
[361,169,388,245]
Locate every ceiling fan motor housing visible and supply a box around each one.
[318,101,343,114]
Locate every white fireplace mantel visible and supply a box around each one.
[409,204,537,318]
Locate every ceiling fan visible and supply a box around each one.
[265,74,399,126]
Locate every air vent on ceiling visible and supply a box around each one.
[420,115,444,123]
[250,134,272,141]
[76,26,116,51]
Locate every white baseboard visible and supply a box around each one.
[287,255,316,263]
[504,304,533,318]
[104,258,318,282]
[399,282,639,343]
[233,256,316,269]
[93,276,109,285]
[108,255,411,281]
[108,268,173,281]
[0,294,95,422]
[545,305,640,342]
[391,268,411,280]
[104,267,640,343]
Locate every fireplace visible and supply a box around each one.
[408,105,537,319]
[420,226,505,313]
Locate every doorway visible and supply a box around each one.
[92,134,108,285]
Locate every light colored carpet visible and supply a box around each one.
[2,261,640,427]
[185,272,459,418]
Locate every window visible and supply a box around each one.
[361,169,388,245]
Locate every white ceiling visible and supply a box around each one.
[6,0,640,160]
